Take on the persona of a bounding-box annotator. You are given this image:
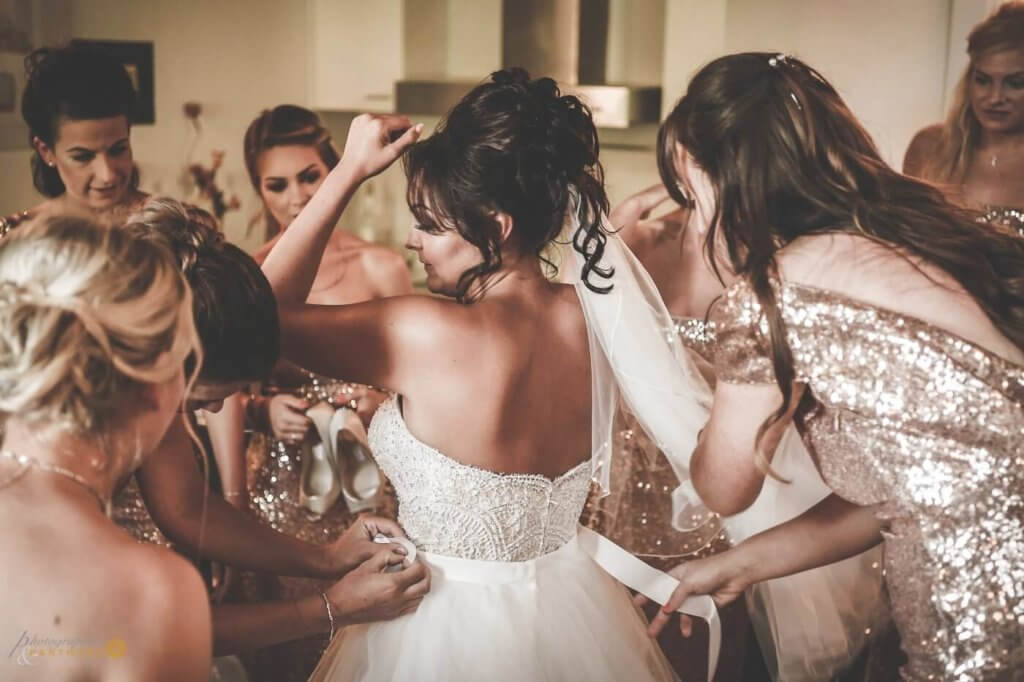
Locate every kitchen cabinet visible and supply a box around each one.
[307,0,402,112]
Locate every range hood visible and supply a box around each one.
[396,0,661,129]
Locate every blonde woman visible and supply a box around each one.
[0,217,208,681]
[904,1,1024,234]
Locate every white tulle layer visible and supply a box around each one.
[724,429,891,681]
[309,534,679,682]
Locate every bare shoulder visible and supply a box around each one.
[903,123,943,176]
[111,545,211,681]
[362,292,472,351]
[777,233,894,289]
[251,234,281,265]
[358,244,412,296]
[359,242,407,271]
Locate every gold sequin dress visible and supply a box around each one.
[711,278,1024,681]
[240,371,396,682]
[111,476,172,547]
[980,205,1024,238]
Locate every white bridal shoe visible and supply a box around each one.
[299,403,383,515]
[329,406,383,514]
[299,402,342,516]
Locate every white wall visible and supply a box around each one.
[722,0,951,165]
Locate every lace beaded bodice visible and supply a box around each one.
[368,396,592,561]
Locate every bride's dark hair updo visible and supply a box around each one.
[403,68,611,302]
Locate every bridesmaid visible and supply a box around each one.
[904,2,1024,235]
[3,44,145,231]
[652,52,1024,681]
[586,184,890,682]
[0,216,209,681]
[234,105,412,682]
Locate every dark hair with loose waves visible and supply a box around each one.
[659,52,1024,452]
[21,45,139,197]
[124,198,280,382]
[244,104,341,237]
[403,68,611,302]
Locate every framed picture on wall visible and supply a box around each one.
[0,0,32,149]
[71,39,155,124]
[0,0,32,55]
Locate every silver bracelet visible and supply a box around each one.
[320,591,336,640]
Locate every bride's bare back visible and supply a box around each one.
[402,279,591,479]
[264,74,613,484]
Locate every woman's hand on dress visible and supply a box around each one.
[323,515,409,575]
[267,394,311,444]
[326,547,431,625]
[338,114,424,182]
[637,549,750,638]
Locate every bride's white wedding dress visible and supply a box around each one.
[309,396,679,682]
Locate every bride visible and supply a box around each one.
[261,69,715,681]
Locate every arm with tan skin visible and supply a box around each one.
[645,493,883,637]
[690,379,804,516]
[261,114,460,396]
[261,114,422,307]
[204,395,248,508]
[212,532,429,655]
[201,395,248,599]
[135,416,400,578]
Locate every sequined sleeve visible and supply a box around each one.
[709,280,776,385]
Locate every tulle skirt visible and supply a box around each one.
[310,533,679,682]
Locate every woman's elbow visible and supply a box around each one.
[691,446,764,516]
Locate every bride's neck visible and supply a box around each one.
[470,253,550,302]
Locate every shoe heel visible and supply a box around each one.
[329,407,383,514]
[299,402,342,515]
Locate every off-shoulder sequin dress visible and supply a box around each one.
[711,278,1024,681]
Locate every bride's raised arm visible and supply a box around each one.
[259,115,451,394]
[261,114,422,305]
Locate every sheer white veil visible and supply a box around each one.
[563,191,888,682]
[565,190,715,534]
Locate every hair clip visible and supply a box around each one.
[768,53,789,68]
[789,92,802,110]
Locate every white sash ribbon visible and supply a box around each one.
[578,526,720,682]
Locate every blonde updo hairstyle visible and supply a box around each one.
[0,216,200,436]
